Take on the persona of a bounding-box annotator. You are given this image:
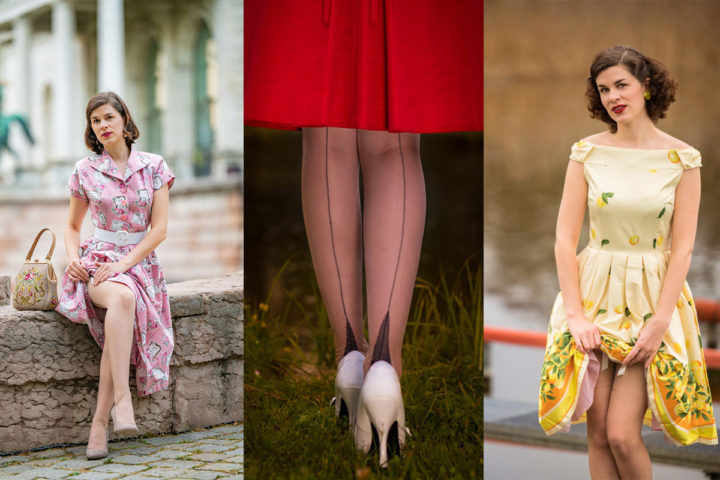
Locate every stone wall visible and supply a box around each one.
[0,177,242,284]
[485,0,720,180]
[0,273,243,454]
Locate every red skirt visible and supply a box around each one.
[245,0,483,133]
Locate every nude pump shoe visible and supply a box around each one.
[86,427,109,460]
[110,405,138,435]
[332,350,365,427]
[354,360,407,468]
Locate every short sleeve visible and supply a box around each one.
[569,140,595,164]
[675,148,702,170]
[67,166,88,202]
[152,157,175,191]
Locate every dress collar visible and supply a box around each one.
[87,145,151,181]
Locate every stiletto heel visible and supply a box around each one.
[334,350,365,427]
[354,360,406,468]
[110,405,138,435]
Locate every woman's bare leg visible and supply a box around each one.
[88,281,136,426]
[606,363,651,478]
[586,358,620,479]
[87,346,114,449]
[358,131,425,377]
[302,127,368,364]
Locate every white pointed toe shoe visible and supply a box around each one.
[333,350,365,427]
[354,360,406,468]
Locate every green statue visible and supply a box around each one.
[0,85,36,161]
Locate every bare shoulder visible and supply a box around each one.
[580,132,612,144]
[656,131,691,149]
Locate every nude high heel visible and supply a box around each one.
[332,350,365,427]
[110,405,138,435]
[86,426,109,460]
[354,360,406,468]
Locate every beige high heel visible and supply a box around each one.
[86,425,109,460]
[110,405,138,435]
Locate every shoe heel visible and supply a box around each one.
[335,350,365,427]
[111,406,138,435]
[336,385,362,426]
[364,396,398,468]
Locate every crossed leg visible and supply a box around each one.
[86,280,136,449]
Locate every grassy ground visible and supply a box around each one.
[245,260,482,479]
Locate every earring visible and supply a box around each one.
[643,91,651,101]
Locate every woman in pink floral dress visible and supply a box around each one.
[55,92,175,459]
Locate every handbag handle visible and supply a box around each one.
[25,228,56,262]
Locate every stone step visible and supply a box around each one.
[0,274,243,454]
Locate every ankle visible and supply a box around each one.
[90,418,109,430]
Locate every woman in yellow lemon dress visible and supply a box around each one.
[539,46,717,479]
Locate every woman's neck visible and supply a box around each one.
[104,142,130,164]
[613,118,660,148]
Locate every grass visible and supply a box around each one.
[245,258,482,479]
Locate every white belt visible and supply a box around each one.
[94,228,146,246]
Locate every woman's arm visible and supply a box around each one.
[65,196,90,282]
[623,168,701,368]
[555,160,601,354]
[92,184,170,285]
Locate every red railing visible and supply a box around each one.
[484,296,720,369]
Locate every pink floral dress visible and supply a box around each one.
[55,146,175,396]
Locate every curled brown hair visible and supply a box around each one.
[586,46,677,133]
[84,91,140,154]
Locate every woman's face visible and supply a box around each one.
[90,103,126,151]
[595,65,649,128]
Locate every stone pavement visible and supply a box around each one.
[0,423,243,479]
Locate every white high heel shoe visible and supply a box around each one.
[333,350,365,427]
[354,360,406,468]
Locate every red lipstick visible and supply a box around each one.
[612,105,626,114]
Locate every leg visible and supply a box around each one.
[302,127,367,363]
[586,357,620,479]
[88,280,137,425]
[359,130,425,377]
[87,346,114,449]
[606,363,652,478]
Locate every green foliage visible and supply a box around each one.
[245,258,483,478]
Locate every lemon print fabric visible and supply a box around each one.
[538,141,716,446]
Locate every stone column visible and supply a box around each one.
[13,15,31,168]
[97,0,125,94]
[52,0,75,165]
[213,0,243,178]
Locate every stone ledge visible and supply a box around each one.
[0,274,243,454]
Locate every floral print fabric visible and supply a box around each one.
[55,147,175,396]
[538,141,717,446]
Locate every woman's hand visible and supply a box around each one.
[567,313,601,354]
[66,259,90,283]
[92,261,128,285]
[623,318,669,368]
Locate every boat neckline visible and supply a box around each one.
[581,141,695,152]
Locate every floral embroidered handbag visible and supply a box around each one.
[12,228,59,311]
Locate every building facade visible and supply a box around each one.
[0,0,243,189]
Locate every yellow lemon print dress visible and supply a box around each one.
[538,140,718,446]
